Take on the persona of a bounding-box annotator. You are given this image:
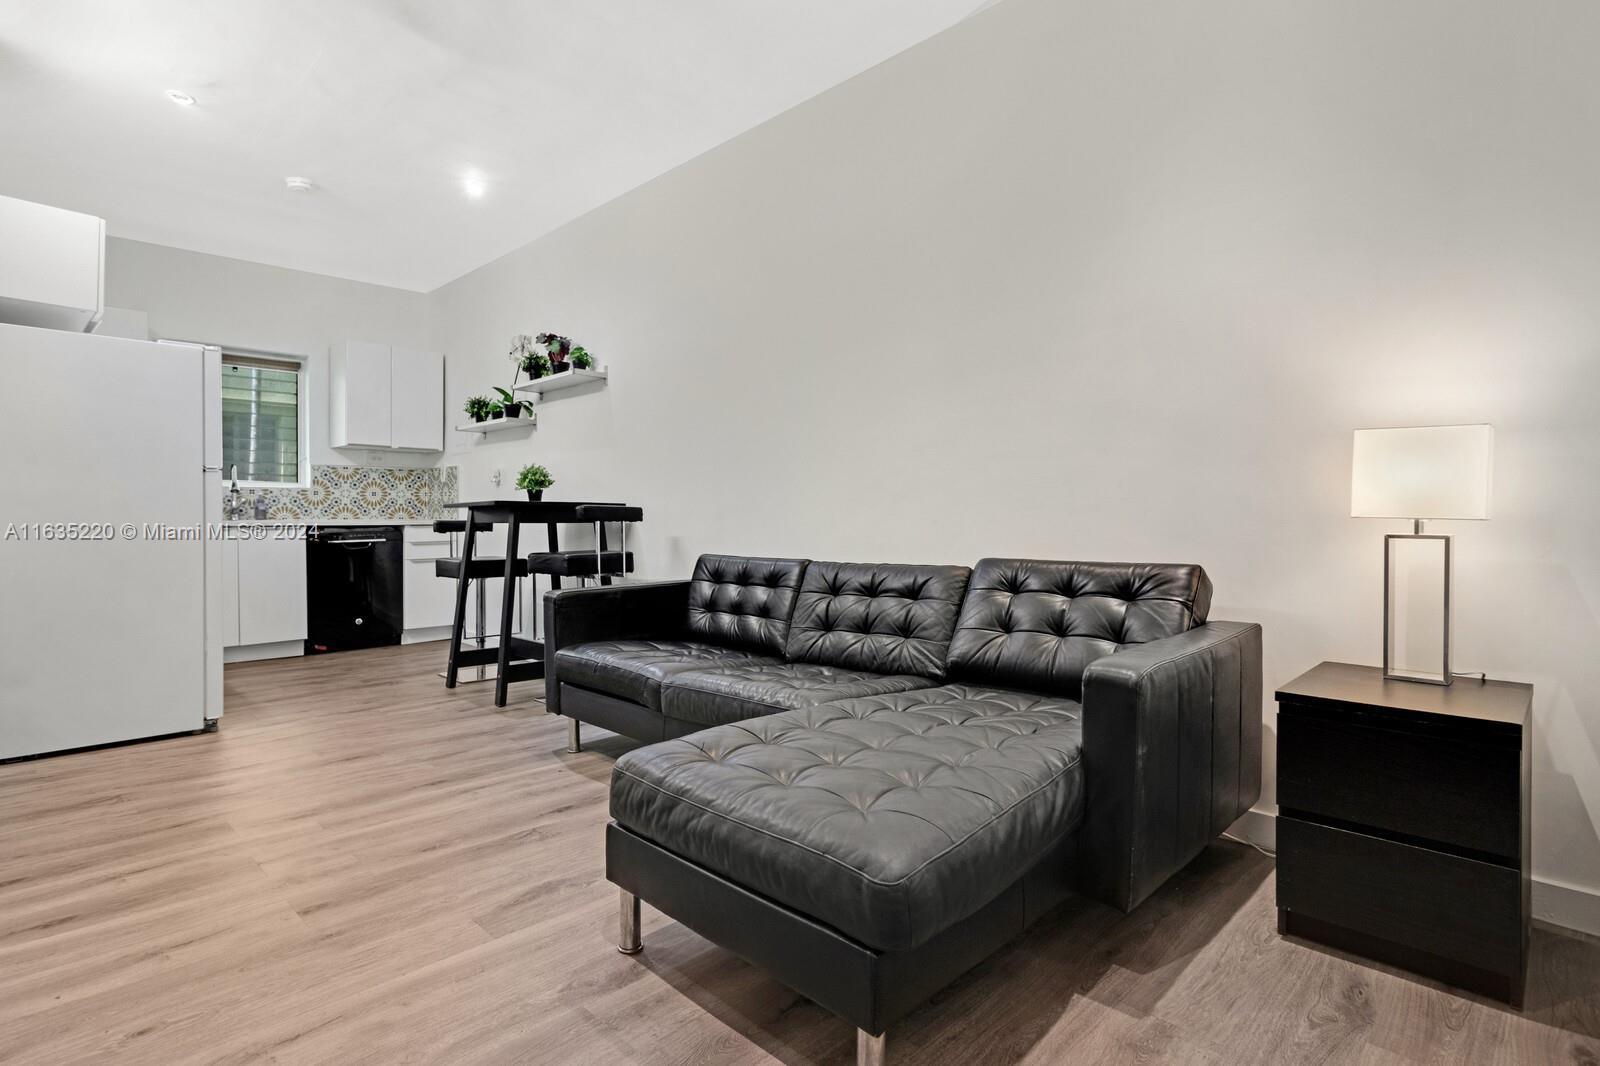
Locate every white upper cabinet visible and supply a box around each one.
[331,340,393,448]
[389,345,444,451]
[0,194,105,332]
[330,341,442,451]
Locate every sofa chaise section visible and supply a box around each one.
[610,683,1086,951]
[606,557,1262,1064]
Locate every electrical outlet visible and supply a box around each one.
[490,469,502,487]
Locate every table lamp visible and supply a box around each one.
[1350,424,1493,685]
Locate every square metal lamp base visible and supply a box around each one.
[1383,528,1452,686]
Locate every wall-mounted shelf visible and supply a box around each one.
[455,414,537,435]
[513,367,608,397]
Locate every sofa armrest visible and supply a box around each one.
[543,580,692,714]
[1078,620,1263,912]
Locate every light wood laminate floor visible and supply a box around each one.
[1,643,1597,1065]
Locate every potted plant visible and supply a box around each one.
[570,346,595,370]
[464,395,493,422]
[516,463,554,502]
[509,334,550,380]
[493,387,524,418]
[538,332,572,374]
[521,351,551,379]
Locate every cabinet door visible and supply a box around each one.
[390,346,444,451]
[0,195,104,329]
[238,536,308,646]
[402,526,458,630]
[221,536,241,647]
[331,340,392,448]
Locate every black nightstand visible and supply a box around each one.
[1275,661,1532,1006]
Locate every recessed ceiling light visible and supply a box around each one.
[284,176,315,192]
[461,171,487,200]
[165,89,197,107]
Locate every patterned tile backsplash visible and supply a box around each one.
[241,465,458,522]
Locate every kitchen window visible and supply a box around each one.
[221,352,306,485]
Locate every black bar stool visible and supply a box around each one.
[526,505,642,586]
[529,505,643,751]
[435,519,529,684]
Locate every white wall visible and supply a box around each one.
[104,236,432,468]
[429,0,1600,927]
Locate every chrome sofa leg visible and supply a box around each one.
[567,718,581,753]
[857,1029,886,1066]
[618,889,642,955]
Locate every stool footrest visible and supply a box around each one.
[453,638,544,669]
[502,660,547,684]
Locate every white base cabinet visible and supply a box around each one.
[403,525,458,632]
[221,534,307,660]
[401,526,531,639]
[220,537,241,647]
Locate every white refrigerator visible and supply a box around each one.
[0,321,224,759]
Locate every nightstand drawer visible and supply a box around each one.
[1278,706,1519,861]
[1278,816,1522,975]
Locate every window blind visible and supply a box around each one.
[221,354,301,484]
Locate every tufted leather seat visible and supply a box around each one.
[659,661,935,727]
[947,558,1212,699]
[611,683,1085,951]
[554,639,780,711]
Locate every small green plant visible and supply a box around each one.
[509,334,548,379]
[515,463,554,492]
[570,347,594,370]
[493,387,523,416]
[464,395,493,421]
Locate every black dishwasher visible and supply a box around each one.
[305,526,404,653]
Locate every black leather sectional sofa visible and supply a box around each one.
[546,555,1262,1065]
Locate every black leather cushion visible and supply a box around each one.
[554,640,779,711]
[434,556,530,580]
[612,684,1085,951]
[660,662,934,728]
[785,561,971,679]
[947,559,1212,699]
[527,550,634,577]
[686,555,809,655]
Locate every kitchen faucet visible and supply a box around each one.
[225,465,244,520]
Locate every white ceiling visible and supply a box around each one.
[0,1,987,291]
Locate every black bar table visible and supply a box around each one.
[443,499,623,706]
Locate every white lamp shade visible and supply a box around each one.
[1351,424,1493,520]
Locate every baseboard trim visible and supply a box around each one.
[224,640,304,664]
[401,628,452,646]
[1531,875,1600,938]
[1226,807,1278,852]
[1222,808,1600,937]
